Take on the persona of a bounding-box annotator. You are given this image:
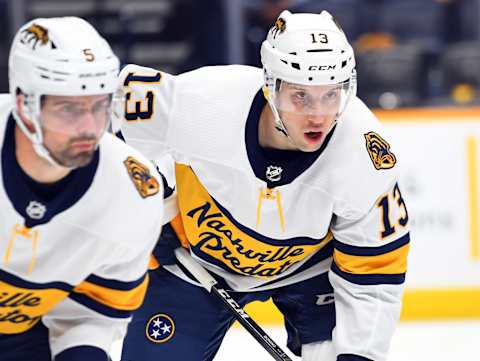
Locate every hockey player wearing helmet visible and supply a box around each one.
[260,11,356,153]
[0,17,164,361]
[117,10,409,361]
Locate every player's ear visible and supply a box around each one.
[15,89,35,132]
[15,92,26,119]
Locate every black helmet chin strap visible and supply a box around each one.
[274,124,288,137]
[275,122,290,138]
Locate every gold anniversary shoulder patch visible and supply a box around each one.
[364,131,396,170]
[124,156,160,198]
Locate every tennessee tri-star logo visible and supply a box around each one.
[145,313,175,343]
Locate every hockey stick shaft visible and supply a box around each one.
[174,248,293,361]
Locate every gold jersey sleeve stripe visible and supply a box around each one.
[73,274,149,311]
[333,243,409,275]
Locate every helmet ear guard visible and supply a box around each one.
[262,70,288,136]
[13,89,57,165]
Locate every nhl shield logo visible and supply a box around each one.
[145,313,175,344]
[266,165,283,182]
[26,201,46,220]
[364,132,396,170]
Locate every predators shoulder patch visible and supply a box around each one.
[124,156,160,198]
[271,17,286,39]
[20,24,53,50]
[364,131,396,170]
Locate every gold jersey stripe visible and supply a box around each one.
[73,275,149,311]
[333,243,409,275]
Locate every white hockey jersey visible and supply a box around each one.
[0,94,164,357]
[117,64,410,361]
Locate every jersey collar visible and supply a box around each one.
[245,89,335,188]
[2,114,99,228]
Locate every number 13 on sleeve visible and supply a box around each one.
[377,183,409,239]
[123,72,162,122]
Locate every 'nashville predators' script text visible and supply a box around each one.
[185,202,315,278]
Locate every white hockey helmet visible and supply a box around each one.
[261,10,356,136]
[8,17,120,166]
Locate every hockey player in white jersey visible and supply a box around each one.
[117,10,410,361]
[0,17,165,361]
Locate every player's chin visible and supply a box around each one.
[56,150,96,168]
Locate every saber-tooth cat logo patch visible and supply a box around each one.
[20,24,53,50]
[271,17,286,39]
[124,156,160,198]
[364,131,396,170]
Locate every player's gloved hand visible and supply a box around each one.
[152,222,182,266]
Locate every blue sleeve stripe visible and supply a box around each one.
[331,261,406,285]
[334,233,410,256]
[0,268,73,292]
[55,346,109,361]
[84,273,146,291]
[337,354,373,361]
[69,293,132,318]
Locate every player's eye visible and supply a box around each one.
[295,91,307,99]
[322,89,340,104]
[92,99,111,115]
[292,91,310,105]
[59,104,77,114]
[57,104,86,120]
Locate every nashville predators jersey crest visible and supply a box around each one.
[175,164,333,279]
[364,131,397,170]
[124,156,160,198]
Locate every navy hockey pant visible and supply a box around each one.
[121,267,336,361]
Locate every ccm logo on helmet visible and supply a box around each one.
[308,65,337,71]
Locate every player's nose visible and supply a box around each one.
[77,110,101,134]
[306,113,327,127]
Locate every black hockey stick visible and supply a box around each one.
[174,248,293,361]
